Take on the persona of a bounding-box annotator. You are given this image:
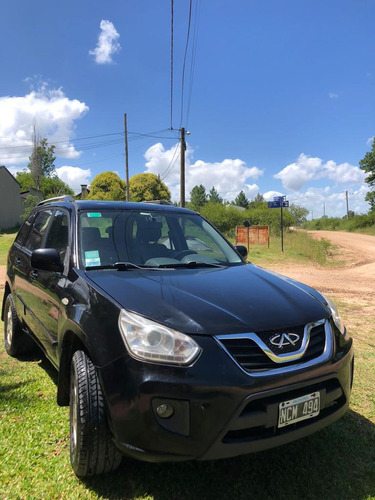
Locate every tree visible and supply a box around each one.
[40,176,74,198]
[16,171,73,199]
[21,195,41,221]
[249,193,266,209]
[28,133,56,189]
[189,185,207,210]
[129,173,171,202]
[359,138,375,212]
[207,186,223,204]
[233,190,249,209]
[87,172,126,201]
[288,204,309,226]
[365,191,375,212]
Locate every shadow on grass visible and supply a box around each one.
[83,410,375,500]
[10,345,59,386]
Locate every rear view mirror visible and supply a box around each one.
[234,245,248,259]
[31,248,63,272]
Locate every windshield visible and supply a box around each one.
[78,209,243,269]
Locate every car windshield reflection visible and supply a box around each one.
[78,210,243,270]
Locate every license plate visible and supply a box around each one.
[278,392,320,428]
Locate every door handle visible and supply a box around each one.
[30,270,38,279]
[15,258,21,265]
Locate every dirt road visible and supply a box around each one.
[264,231,375,299]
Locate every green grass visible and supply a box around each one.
[0,230,16,266]
[240,230,334,267]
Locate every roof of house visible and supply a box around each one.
[0,165,21,187]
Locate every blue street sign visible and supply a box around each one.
[268,201,281,208]
[273,196,282,202]
[268,200,289,208]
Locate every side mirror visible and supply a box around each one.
[234,245,248,259]
[31,248,64,273]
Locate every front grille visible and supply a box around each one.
[219,323,326,373]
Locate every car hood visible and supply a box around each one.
[85,264,329,335]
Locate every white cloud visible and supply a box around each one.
[263,190,284,201]
[329,92,338,99]
[89,20,121,64]
[287,185,370,218]
[274,153,365,191]
[0,84,88,165]
[143,142,263,202]
[367,136,374,146]
[56,166,92,193]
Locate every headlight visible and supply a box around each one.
[118,309,201,365]
[322,294,346,336]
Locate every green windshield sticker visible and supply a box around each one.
[85,250,101,267]
[87,212,102,218]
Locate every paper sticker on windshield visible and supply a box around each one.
[87,212,102,218]
[85,250,100,267]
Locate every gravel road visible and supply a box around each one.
[264,231,375,300]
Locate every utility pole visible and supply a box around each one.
[345,190,349,219]
[180,127,186,207]
[323,203,326,217]
[124,113,130,202]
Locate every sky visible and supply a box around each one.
[1,0,374,218]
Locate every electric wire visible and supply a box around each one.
[160,142,180,181]
[179,0,193,128]
[186,0,200,128]
[170,0,174,129]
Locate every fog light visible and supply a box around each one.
[156,403,174,419]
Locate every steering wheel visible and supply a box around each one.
[173,250,198,260]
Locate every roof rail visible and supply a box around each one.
[37,195,75,206]
[144,200,173,205]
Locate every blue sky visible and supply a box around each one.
[1,0,374,217]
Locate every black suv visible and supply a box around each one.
[2,197,354,477]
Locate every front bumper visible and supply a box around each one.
[99,333,354,463]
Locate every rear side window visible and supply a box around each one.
[45,210,70,261]
[14,213,36,247]
[24,210,53,252]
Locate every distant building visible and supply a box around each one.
[0,166,23,230]
[20,186,44,202]
[75,184,90,200]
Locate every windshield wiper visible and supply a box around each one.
[157,261,225,269]
[85,262,144,271]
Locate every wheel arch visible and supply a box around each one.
[57,330,89,406]
[1,281,11,321]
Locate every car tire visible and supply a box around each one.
[69,350,122,477]
[4,294,33,356]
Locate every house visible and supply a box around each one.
[0,166,23,230]
[20,186,44,203]
[75,184,90,200]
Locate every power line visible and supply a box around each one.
[186,0,200,128]
[160,142,180,181]
[179,0,193,128]
[170,0,174,129]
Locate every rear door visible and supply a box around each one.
[26,209,70,364]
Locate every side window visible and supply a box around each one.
[24,210,53,252]
[45,210,70,261]
[14,213,36,247]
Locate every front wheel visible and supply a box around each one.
[70,350,122,477]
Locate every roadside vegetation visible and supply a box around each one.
[303,212,375,236]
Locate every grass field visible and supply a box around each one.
[0,230,374,499]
